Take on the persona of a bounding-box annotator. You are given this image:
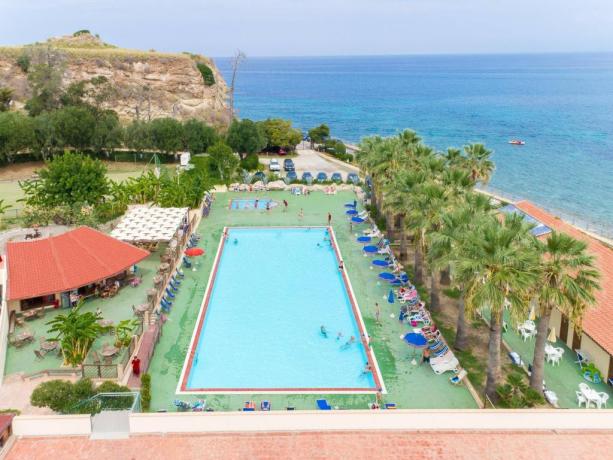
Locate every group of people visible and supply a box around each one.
[319,326,357,349]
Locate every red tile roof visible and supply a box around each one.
[515,201,613,355]
[6,226,149,301]
[6,430,613,459]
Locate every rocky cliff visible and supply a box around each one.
[0,33,230,125]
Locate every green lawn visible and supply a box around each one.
[146,191,477,411]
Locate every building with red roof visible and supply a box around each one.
[4,226,149,314]
[513,201,613,382]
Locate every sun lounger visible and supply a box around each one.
[243,401,256,411]
[384,403,396,409]
[316,399,332,410]
[450,369,467,385]
[261,400,271,411]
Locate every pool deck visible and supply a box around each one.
[147,191,477,411]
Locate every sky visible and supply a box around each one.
[2,0,613,57]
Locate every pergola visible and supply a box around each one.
[110,206,189,243]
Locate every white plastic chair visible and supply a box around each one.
[576,391,588,408]
[596,393,609,409]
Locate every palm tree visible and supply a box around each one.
[47,302,105,367]
[529,232,600,391]
[457,214,539,400]
[464,143,494,184]
[429,193,494,350]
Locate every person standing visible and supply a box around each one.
[327,212,332,226]
[298,208,304,220]
[375,303,381,324]
[283,199,288,212]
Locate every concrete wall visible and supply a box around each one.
[549,309,562,339]
[129,410,613,434]
[12,415,91,436]
[0,267,8,387]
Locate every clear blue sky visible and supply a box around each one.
[2,0,613,57]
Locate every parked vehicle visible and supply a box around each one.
[316,172,328,182]
[347,173,360,184]
[252,171,266,182]
[283,159,295,171]
[331,172,343,183]
[301,172,313,182]
[269,159,281,172]
[286,171,298,182]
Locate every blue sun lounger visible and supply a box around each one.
[316,399,332,410]
[261,400,271,411]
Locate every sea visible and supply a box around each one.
[216,54,613,236]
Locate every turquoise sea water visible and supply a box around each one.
[186,227,376,390]
[216,54,613,234]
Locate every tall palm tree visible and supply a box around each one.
[457,214,539,400]
[429,193,494,350]
[464,143,494,184]
[529,232,600,391]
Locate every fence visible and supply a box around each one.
[477,185,613,241]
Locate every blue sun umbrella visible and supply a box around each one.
[346,209,358,215]
[345,203,357,208]
[379,272,396,280]
[403,332,428,356]
[388,289,395,304]
[363,245,378,253]
[399,272,409,282]
[389,279,402,286]
[351,216,366,223]
[372,259,389,267]
[356,236,371,243]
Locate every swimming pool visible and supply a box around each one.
[230,199,277,210]
[179,227,382,393]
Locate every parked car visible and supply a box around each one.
[347,173,360,184]
[252,171,266,182]
[331,172,343,183]
[269,159,281,172]
[301,172,313,182]
[278,148,287,156]
[285,171,298,182]
[283,159,295,171]
[316,172,328,182]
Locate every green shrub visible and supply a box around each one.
[140,373,151,411]
[31,379,80,413]
[240,153,260,171]
[196,63,215,86]
[16,53,30,73]
[73,30,91,36]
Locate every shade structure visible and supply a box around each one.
[356,236,371,243]
[403,333,428,348]
[110,206,189,243]
[346,209,358,215]
[363,245,378,253]
[379,272,396,280]
[548,327,557,342]
[372,259,390,267]
[185,247,205,257]
[351,216,366,223]
[388,289,395,304]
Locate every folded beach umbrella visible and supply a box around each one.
[372,259,390,267]
[388,289,395,304]
[356,236,371,243]
[547,327,557,342]
[379,272,396,280]
[363,245,378,253]
[346,209,358,215]
[351,216,366,223]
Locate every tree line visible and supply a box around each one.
[357,130,600,405]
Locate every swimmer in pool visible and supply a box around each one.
[233,238,238,245]
[320,325,328,338]
[336,332,343,341]
[362,363,373,375]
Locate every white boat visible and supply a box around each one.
[508,139,525,145]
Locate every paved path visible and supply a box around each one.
[6,430,613,459]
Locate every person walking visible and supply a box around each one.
[327,212,332,226]
[298,208,304,220]
[283,199,288,212]
[375,303,381,324]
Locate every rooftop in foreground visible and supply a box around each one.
[6,430,613,459]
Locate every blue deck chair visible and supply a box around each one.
[261,400,271,411]
[243,401,255,411]
[165,288,176,298]
[316,399,332,410]
[385,403,397,409]
[171,276,181,285]
[175,268,185,278]
[162,296,173,306]
[183,257,192,268]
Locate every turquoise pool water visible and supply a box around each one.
[183,227,377,391]
[230,199,276,210]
